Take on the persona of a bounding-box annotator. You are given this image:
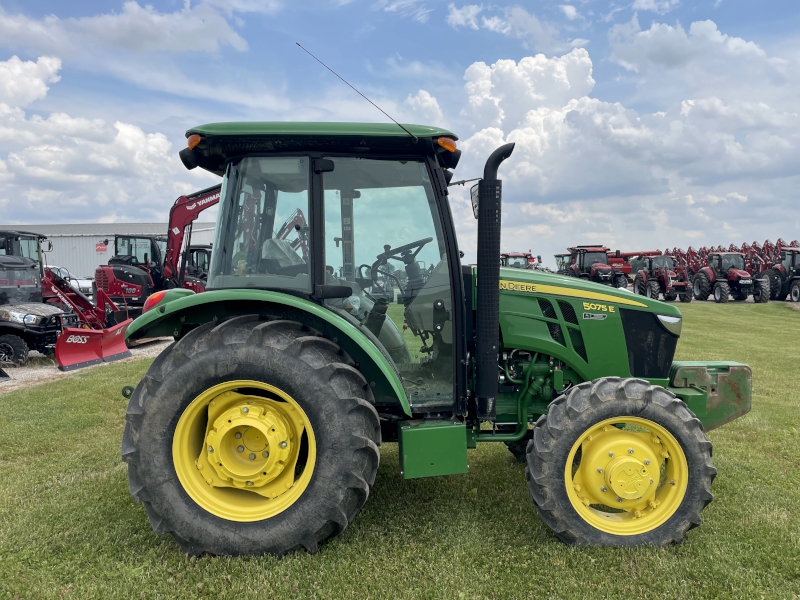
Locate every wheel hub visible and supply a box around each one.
[605,456,652,500]
[205,402,294,490]
[565,417,688,536]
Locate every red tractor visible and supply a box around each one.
[632,253,692,302]
[692,252,770,303]
[501,251,541,270]
[765,245,800,302]
[94,184,222,308]
[563,245,626,287]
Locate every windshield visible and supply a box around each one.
[555,255,570,270]
[584,252,607,266]
[209,157,311,293]
[720,254,745,270]
[0,266,41,305]
[322,157,453,409]
[652,256,674,269]
[117,237,154,264]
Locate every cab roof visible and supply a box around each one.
[184,122,458,176]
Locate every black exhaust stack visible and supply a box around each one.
[475,142,515,420]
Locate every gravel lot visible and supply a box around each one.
[0,338,171,396]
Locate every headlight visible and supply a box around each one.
[24,314,39,325]
[6,311,39,325]
[657,314,682,336]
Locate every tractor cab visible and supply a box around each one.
[501,252,538,269]
[708,252,748,281]
[207,150,458,408]
[111,236,167,277]
[0,230,50,271]
[554,253,570,274]
[184,244,212,278]
[566,245,613,284]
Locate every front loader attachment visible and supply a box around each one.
[55,319,133,371]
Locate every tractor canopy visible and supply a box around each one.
[181,122,458,175]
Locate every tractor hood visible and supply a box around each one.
[728,269,751,280]
[497,267,681,316]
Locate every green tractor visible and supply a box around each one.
[122,122,752,556]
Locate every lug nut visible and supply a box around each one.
[617,497,623,503]
[628,448,634,454]
[242,407,249,414]
[235,432,242,439]
[246,481,253,486]
[249,453,256,460]
[608,451,614,457]
[207,446,214,453]
[280,441,288,448]
[600,486,607,492]
[597,467,603,473]
[237,445,244,453]
[262,451,270,458]
[644,459,650,465]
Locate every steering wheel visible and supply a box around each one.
[370,237,433,288]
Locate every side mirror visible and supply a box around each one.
[43,241,53,252]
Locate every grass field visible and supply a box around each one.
[1,303,799,599]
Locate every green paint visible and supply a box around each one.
[398,420,468,479]
[669,361,752,430]
[125,289,411,415]
[187,122,457,139]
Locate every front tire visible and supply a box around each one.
[679,290,693,303]
[614,274,628,289]
[645,280,660,299]
[525,378,715,546]
[121,315,380,556]
[713,282,730,303]
[693,272,710,301]
[754,277,770,303]
[791,280,800,303]
[0,334,28,366]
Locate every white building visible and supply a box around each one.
[0,223,216,278]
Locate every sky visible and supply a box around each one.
[0,0,798,266]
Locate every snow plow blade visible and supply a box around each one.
[55,319,133,372]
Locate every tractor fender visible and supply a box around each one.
[699,266,716,283]
[637,269,648,283]
[125,289,411,415]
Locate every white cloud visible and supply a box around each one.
[447,23,800,262]
[570,38,590,47]
[446,4,563,53]
[632,0,681,14]
[0,57,213,223]
[376,0,432,23]
[402,90,447,127]
[0,2,248,55]
[0,56,61,107]
[446,3,482,30]
[559,5,578,20]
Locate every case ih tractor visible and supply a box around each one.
[501,251,541,270]
[564,246,627,288]
[765,247,800,301]
[692,251,769,303]
[632,254,692,303]
[121,122,751,556]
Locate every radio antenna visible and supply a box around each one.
[296,42,418,142]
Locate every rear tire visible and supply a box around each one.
[713,282,730,303]
[754,278,770,303]
[0,334,28,366]
[121,315,380,556]
[693,272,710,301]
[645,280,660,300]
[525,378,716,546]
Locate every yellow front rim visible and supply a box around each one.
[565,416,688,536]
[173,380,316,522]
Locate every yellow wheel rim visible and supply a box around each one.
[173,380,316,522]
[565,416,688,536]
